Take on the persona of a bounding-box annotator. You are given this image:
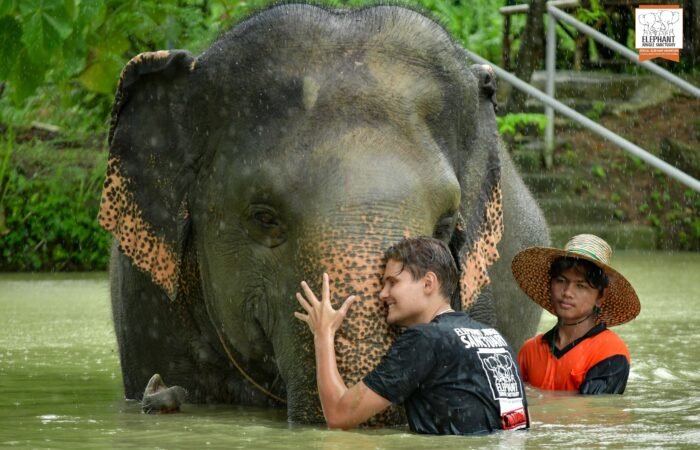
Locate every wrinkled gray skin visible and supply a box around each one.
[105,4,548,424]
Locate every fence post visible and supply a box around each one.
[544,10,557,169]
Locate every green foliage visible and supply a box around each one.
[0,0,224,105]
[585,100,606,121]
[0,135,110,270]
[645,184,700,251]
[553,15,576,55]
[415,0,506,64]
[591,164,606,179]
[627,154,644,170]
[0,132,13,236]
[575,0,607,25]
[496,113,548,138]
[613,208,625,220]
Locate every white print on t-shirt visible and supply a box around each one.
[453,327,509,349]
[476,348,522,400]
[477,348,527,430]
[451,329,527,430]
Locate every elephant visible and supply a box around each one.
[98,3,549,424]
[658,10,680,36]
[638,13,658,35]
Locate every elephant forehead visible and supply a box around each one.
[202,125,461,221]
[194,5,478,134]
[306,126,461,210]
[203,5,463,76]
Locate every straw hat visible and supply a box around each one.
[511,234,640,326]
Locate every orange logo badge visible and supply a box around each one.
[636,5,683,62]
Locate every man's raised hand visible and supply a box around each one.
[294,273,357,337]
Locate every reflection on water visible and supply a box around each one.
[0,252,699,449]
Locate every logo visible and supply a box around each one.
[635,5,683,62]
[477,348,528,430]
[477,348,521,399]
[454,327,508,349]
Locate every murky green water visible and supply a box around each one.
[1,251,699,449]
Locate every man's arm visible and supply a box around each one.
[295,273,392,429]
[579,355,629,395]
[313,330,391,428]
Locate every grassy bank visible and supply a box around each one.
[549,95,700,251]
[503,92,700,252]
[0,132,110,271]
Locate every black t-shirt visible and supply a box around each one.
[363,312,529,435]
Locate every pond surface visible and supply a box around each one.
[1,251,699,449]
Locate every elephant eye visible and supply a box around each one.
[254,211,278,228]
[433,211,458,241]
[245,204,287,248]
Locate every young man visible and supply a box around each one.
[295,237,529,434]
[511,234,641,394]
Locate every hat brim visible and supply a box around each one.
[511,247,640,326]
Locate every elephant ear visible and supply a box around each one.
[98,50,197,301]
[453,64,504,312]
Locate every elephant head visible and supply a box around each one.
[99,4,514,424]
[658,10,680,35]
[638,13,658,34]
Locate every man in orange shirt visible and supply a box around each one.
[511,234,641,394]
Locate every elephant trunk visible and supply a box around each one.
[289,212,420,424]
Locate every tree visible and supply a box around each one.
[505,0,547,114]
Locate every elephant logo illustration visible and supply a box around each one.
[635,6,682,62]
[478,349,521,399]
[638,11,680,37]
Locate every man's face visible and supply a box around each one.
[379,259,429,327]
[550,267,603,323]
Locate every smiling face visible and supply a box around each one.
[379,259,433,327]
[549,267,603,323]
